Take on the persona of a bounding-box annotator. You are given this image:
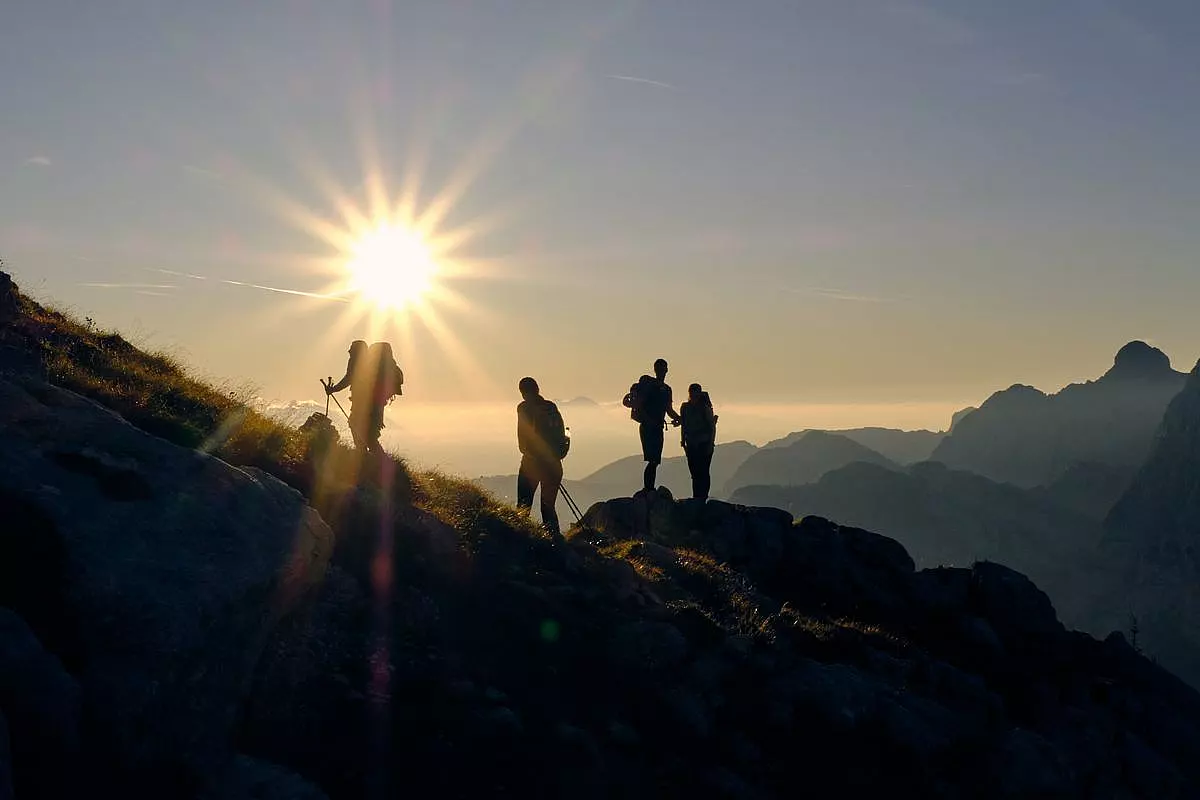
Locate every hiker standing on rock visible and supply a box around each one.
[623,358,681,494]
[326,340,404,454]
[516,377,569,540]
[680,383,718,501]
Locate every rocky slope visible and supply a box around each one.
[6,271,1200,798]
[931,342,1187,488]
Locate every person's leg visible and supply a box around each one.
[516,455,536,513]
[697,444,714,500]
[347,407,366,450]
[685,445,702,499]
[539,459,563,538]
[640,423,664,492]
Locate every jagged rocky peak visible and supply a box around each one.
[1105,340,1178,381]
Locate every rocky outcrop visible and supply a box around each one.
[0,610,82,797]
[0,375,333,793]
[730,460,1105,624]
[931,342,1187,487]
[568,491,1200,797]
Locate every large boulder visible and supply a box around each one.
[0,711,11,800]
[0,609,82,797]
[0,376,334,789]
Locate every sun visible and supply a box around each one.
[343,223,439,312]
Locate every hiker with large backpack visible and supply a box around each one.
[680,382,719,501]
[325,340,404,454]
[516,377,569,540]
[364,341,405,453]
[622,358,681,494]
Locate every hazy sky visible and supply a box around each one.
[4,1,1199,422]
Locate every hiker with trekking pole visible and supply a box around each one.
[324,340,405,454]
[515,377,571,541]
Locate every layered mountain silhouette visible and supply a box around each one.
[762,426,946,464]
[930,341,1187,488]
[1097,357,1200,685]
[723,431,900,495]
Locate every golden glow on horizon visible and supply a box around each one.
[343,223,439,312]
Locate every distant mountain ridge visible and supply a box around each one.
[930,341,1187,488]
[723,431,899,495]
[763,426,946,464]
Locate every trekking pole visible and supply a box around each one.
[321,379,351,421]
[322,378,331,417]
[561,485,584,523]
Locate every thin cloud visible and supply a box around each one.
[80,282,179,290]
[788,286,902,304]
[605,74,676,90]
[182,163,221,179]
[153,268,209,281]
[26,155,52,167]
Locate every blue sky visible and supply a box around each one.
[3,0,1199,414]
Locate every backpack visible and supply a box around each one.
[623,375,666,423]
[533,399,570,460]
[367,342,405,403]
[681,392,718,446]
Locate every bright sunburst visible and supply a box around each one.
[344,223,439,312]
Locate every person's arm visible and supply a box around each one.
[516,402,531,455]
[328,357,354,393]
[665,386,682,425]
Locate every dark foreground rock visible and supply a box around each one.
[0,375,333,796]
[234,486,1200,798]
[5,338,1200,797]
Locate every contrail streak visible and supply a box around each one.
[605,74,675,90]
[219,279,350,302]
[149,268,348,302]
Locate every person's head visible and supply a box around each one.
[653,358,668,379]
[348,340,368,360]
[688,382,702,400]
[518,376,540,399]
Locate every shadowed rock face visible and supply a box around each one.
[931,342,1187,488]
[0,375,333,795]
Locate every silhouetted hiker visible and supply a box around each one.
[326,340,404,453]
[516,377,569,539]
[326,340,371,450]
[680,382,719,501]
[364,341,405,453]
[623,358,681,493]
